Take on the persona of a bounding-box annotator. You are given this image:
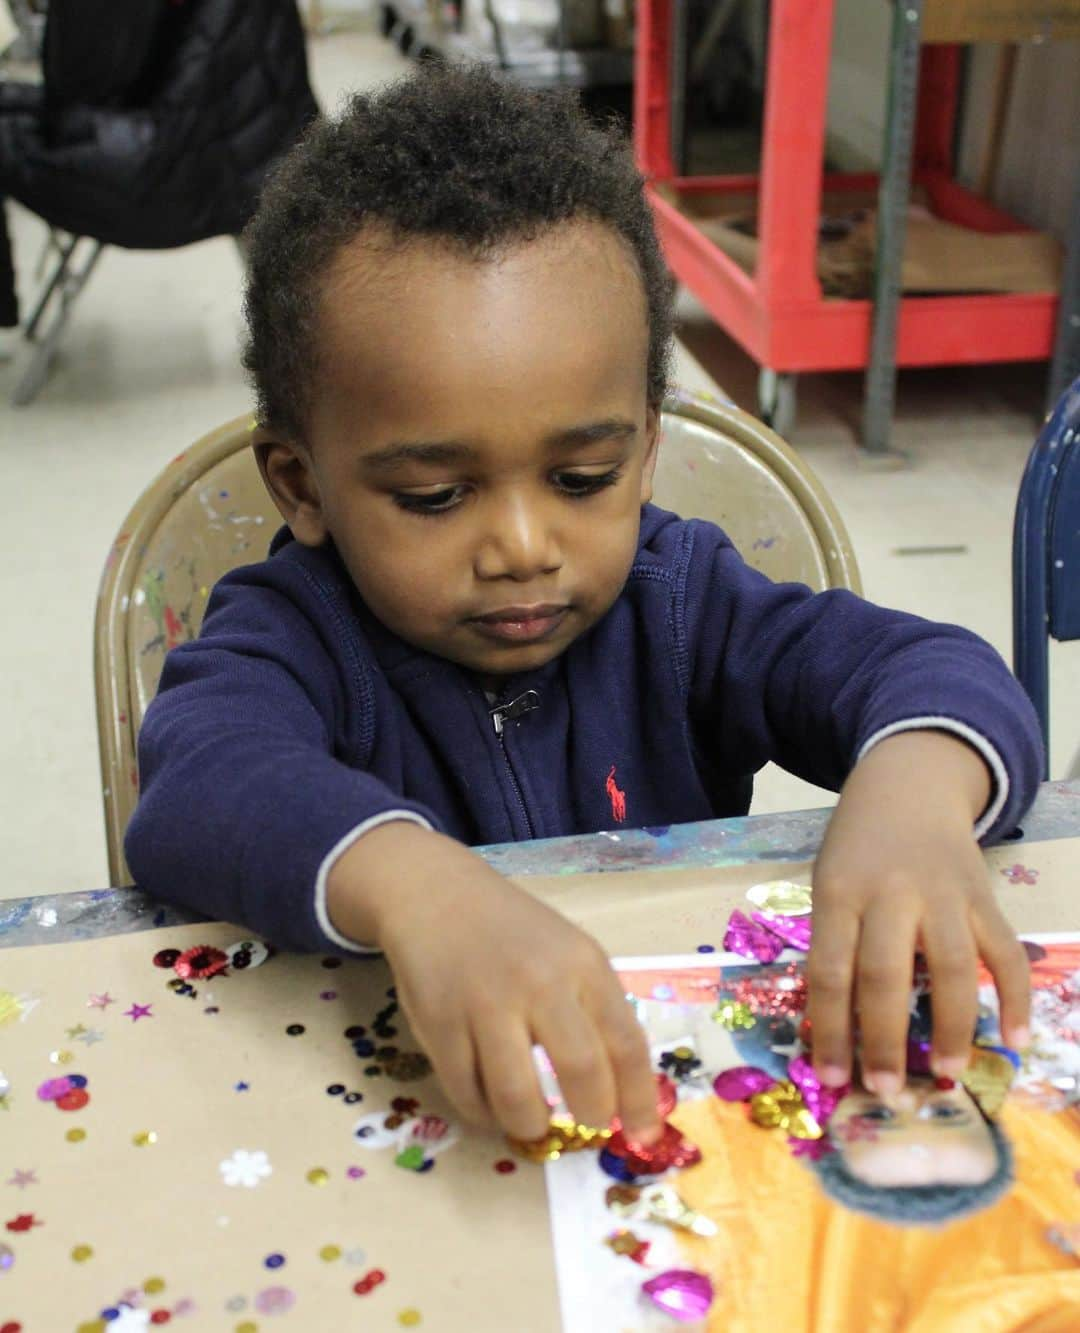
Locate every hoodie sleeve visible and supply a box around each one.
[682,522,1043,842]
[124,569,438,954]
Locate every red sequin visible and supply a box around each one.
[494,1159,517,1174]
[934,1076,956,1091]
[150,1313,171,1326]
[174,945,230,981]
[1,1321,23,1333]
[55,1088,90,1112]
[353,1279,373,1296]
[369,1269,386,1286]
[605,1123,702,1176]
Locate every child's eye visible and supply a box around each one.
[393,486,466,515]
[553,468,623,497]
[920,1103,968,1123]
[857,1105,895,1122]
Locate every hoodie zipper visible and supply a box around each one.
[489,690,540,840]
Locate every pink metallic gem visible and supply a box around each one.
[787,1056,847,1127]
[712,1067,777,1101]
[641,1269,715,1322]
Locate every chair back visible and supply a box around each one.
[95,391,861,884]
[1013,374,1080,776]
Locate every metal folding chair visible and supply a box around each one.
[1013,374,1080,778]
[12,228,106,406]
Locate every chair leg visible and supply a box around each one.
[23,234,79,340]
[13,239,105,407]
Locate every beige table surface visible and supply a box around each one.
[2,788,1079,1332]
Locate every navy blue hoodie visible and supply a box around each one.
[126,505,1043,953]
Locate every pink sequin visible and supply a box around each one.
[641,1270,714,1322]
[712,1067,777,1101]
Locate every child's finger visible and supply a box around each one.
[806,901,860,1086]
[422,1022,493,1129]
[591,981,659,1142]
[975,904,1031,1047]
[535,999,617,1132]
[920,907,979,1075]
[854,901,919,1096]
[474,1018,550,1140]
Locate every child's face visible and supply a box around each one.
[259,220,659,679]
[830,1078,997,1187]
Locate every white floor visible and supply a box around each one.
[2,15,1077,901]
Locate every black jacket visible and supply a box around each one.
[0,0,318,247]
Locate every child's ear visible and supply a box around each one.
[252,427,328,548]
[639,405,662,504]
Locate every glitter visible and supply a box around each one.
[306,1167,329,1186]
[319,1245,341,1262]
[66,1128,86,1142]
[133,1131,158,1147]
[398,1311,422,1326]
[144,1278,166,1294]
[71,1243,94,1262]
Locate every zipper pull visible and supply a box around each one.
[490,689,540,736]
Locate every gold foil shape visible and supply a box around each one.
[712,1000,755,1030]
[960,1046,1016,1118]
[749,1080,823,1139]
[746,881,813,916]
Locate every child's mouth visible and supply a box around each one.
[470,604,569,643]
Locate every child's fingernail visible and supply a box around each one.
[1008,1026,1030,1048]
[820,1065,849,1087]
[865,1071,901,1097]
[933,1055,968,1078]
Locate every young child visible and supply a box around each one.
[126,66,1040,1150]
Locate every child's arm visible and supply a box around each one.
[682,527,1043,1088]
[807,729,1030,1095]
[327,821,660,1141]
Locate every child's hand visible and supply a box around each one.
[807,731,1030,1096]
[327,823,660,1143]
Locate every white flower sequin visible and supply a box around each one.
[219,1148,272,1188]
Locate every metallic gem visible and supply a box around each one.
[641,1269,715,1322]
[639,1183,718,1237]
[751,910,812,952]
[712,1067,777,1101]
[787,1055,847,1128]
[959,1046,1017,1118]
[723,909,784,963]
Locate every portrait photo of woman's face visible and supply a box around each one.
[829,1076,999,1188]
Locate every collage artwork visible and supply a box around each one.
[2,878,1080,1330]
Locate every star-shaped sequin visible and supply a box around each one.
[124,1003,153,1022]
[6,1169,37,1189]
[234,1081,250,1092]
[65,1024,88,1039]
[87,993,115,1010]
[74,1028,104,1046]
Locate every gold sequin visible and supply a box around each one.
[66,1127,87,1143]
[143,1276,166,1293]
[49,1049,74,1065]
[0,991,21,1026]
[133,1130,158,1147]
[71,1243,94,1262]
[319,1245,341,1262]
[77,1323,106,1333]
[507,1117,613,1163]
[749,1080,822,1139]
[306,1167,329,1186]
[398,1311,423,1327]
[712,1000,755,1030]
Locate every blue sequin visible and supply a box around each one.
[598,1149,636,1183]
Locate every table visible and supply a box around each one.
[3,780,1079,1332]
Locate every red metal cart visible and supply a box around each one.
[634,0,1062,443]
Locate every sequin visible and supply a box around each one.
[327,1084,345,1096]
[306,1168,329,1186]
[319,1245,341,1262]
[751,909,812,952]
[264,1253,285,1269]
[605,1228,651,1263]
[286,1025,305,1037]
[749,1080,822,1139]
[494,1159,516,1174]
[56,1088,89,1112]
[254,1286,294,1314]
[723,910,784,963]
[639,1183,718,1236]
[65,1128,86,1143]
[37,1077,73,1102]
[49,1050,75,1066]
[507,1117,613,1162]
[746,880,813,916]
[174,946,230,981]
[143,1278,166,1294]
[71,1244,94,1262]
[641,1269,715,1322]
[712,1001,756,1031]
[0,1243,14,1271]
[153,949,181,969]
[346,1166,366,1180]
[605,1122,702,1175]
[787,1056,846,1128]
[398,1311,422,1327]
[133,1131,158,1147]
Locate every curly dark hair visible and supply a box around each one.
[242,63,674,440]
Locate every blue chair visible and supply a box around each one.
[1013,375,1080,779]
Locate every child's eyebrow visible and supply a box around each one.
[360,420,637,472]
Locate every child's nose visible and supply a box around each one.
[475,494,560,581]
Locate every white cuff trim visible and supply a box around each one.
[856,717,1010,841]
[313,810,434,954]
